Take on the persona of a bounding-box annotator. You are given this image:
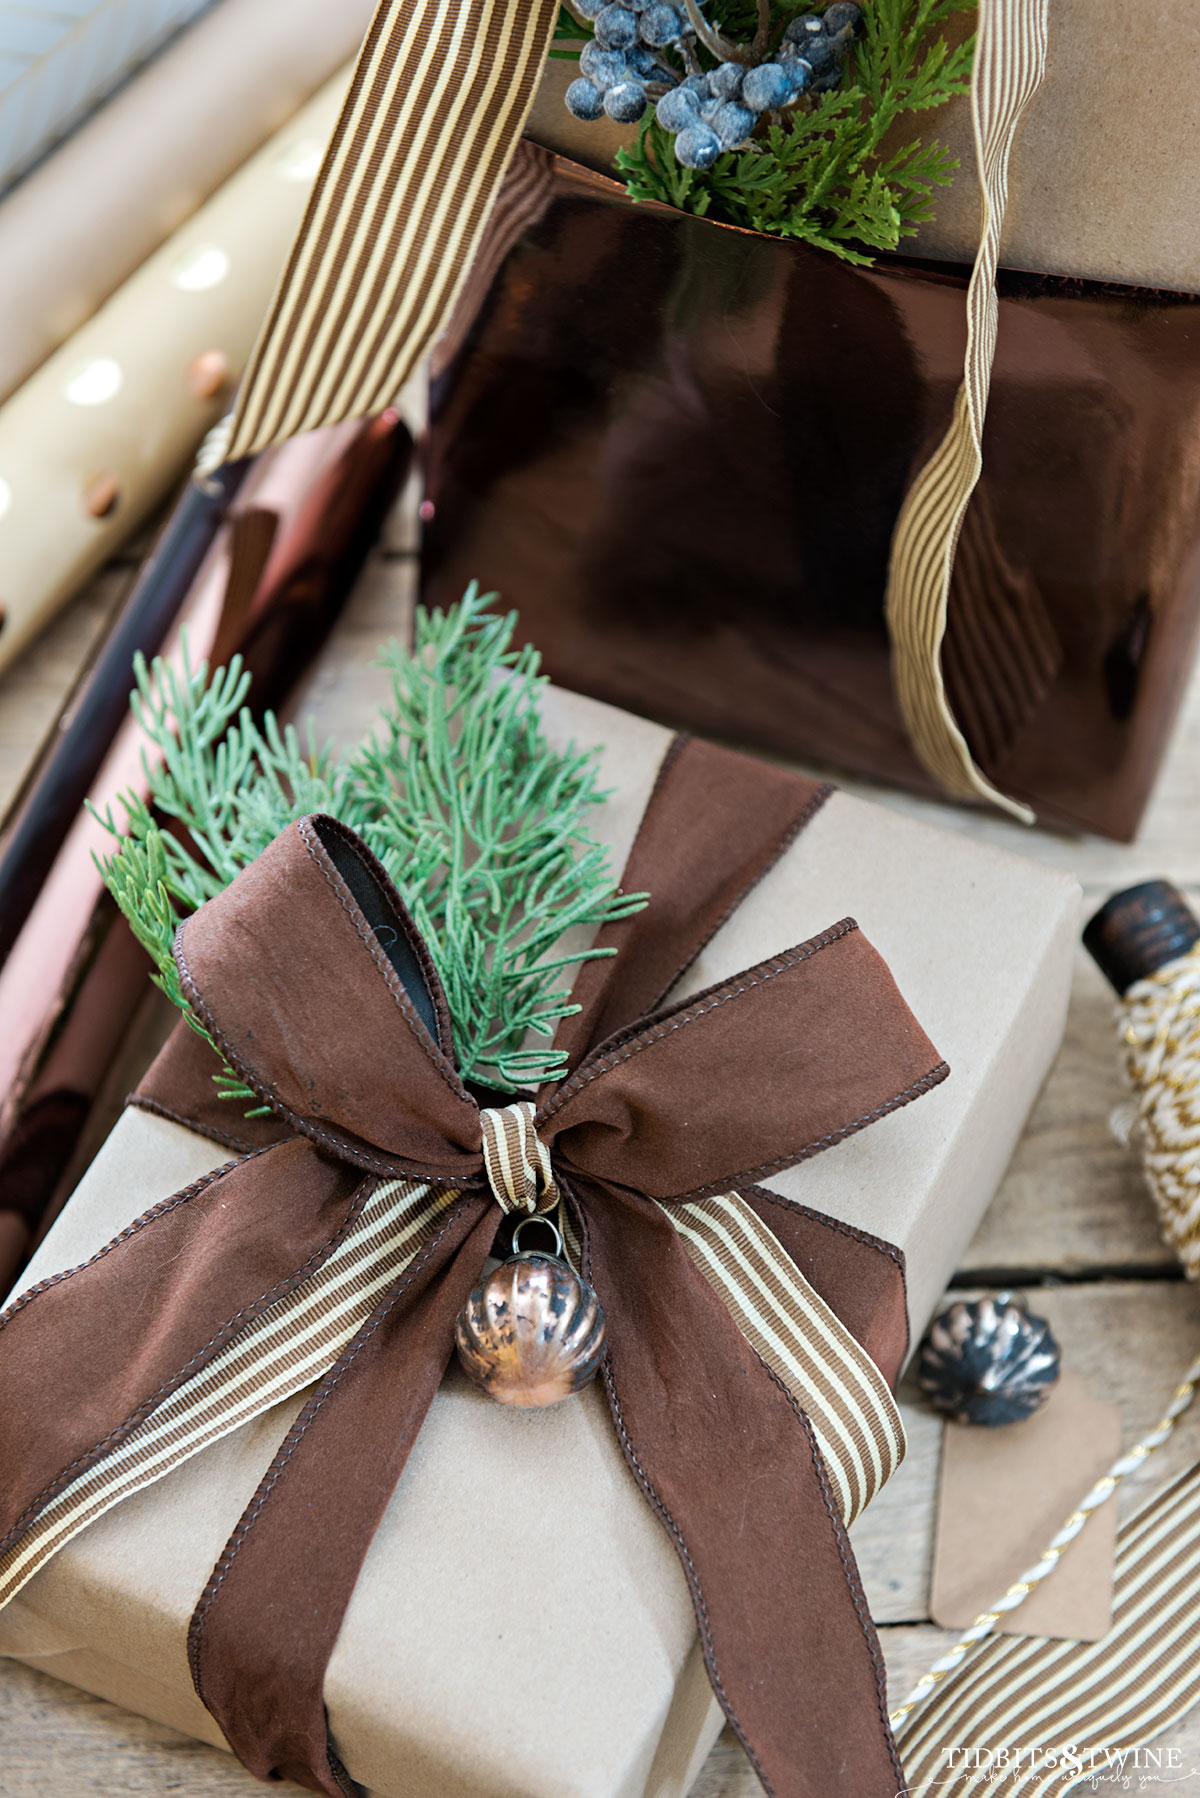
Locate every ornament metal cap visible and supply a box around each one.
[1084,880,1200,996]
[918,1292,1061,1428]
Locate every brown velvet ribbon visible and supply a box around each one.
[0,737,948,1798]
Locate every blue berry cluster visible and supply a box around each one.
[564,2,861,170]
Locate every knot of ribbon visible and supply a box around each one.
[479,1100,558,1215]
[0,737,949,1798]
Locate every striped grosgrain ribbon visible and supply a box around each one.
[199,0,560,470]
[0,1174,456,1609]
[0,1106,904,1612]
[883,0,1049,825]
[201,0,1050,824]
[897,1461,1200,1794]
[488,1103,903,1526]
[479,1099,557,1216]
[492,1100,904,1527]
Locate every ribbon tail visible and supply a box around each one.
[582,1183,906,1798]
[0,1139,368,1604]
[553,736,832,1071]
[188,1191,498,1797]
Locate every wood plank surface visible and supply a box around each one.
[3,487,1200,1795]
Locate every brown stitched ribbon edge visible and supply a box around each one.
[0,739,948,1798]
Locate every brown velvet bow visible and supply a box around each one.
[0,737,948,1798]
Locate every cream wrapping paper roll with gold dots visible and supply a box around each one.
[0,67,349,676]
[0,0,376,406]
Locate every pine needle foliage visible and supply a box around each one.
[608,0,975,263]
[93,587,648,1100]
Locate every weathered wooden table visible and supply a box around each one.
[3,503,1199,1794]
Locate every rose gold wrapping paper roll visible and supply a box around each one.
[0,413,412,1295]
[0,0,376,406]
[0,70,351,677]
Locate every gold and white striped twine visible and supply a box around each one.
[893,943,1200,1787]
[883,0,1048,824]
[1119,944,1200,1278]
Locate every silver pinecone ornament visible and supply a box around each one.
[918,1294,1061,1427]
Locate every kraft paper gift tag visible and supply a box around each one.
[931,1369,1122,1642]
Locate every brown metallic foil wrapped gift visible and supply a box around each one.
[421,146,1200,843]
[421,0,1200,843]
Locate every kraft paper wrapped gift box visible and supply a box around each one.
[0,680,1080,1798]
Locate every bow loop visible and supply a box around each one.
[541,924,948,1205]
[175,813,485,1185]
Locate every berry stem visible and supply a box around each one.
[680,0,753,66]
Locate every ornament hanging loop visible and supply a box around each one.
[510,1216,564,1262]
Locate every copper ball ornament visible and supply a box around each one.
[455,1222,607,1408]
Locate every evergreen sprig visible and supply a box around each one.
[93,587,648,1098]
[605,0,975,262]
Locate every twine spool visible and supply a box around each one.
[1086,881,1200,1279]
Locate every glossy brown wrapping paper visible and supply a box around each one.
[421,146,1200,842]
[0,659,1079,1797]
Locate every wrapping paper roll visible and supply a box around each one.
[0,0,214,196]
[0,69,351,676]
[0,412,413,1290]
[0,0,376,405]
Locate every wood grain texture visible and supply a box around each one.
[4,503,1200,1792]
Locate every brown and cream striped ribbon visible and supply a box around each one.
[898,1460,1200,1793]
[564,1208,901,1528]
[200,0,560,469]
[667,1191,905,1525]
[940,486,1061,775]
[200,0,1052,824]
[883,0,1048,825]
[429,137,558,379]
[490,1100,904,1524]
[0,1119,904,1610]
[479,1100,557,1216]
[0,1175,458,1610]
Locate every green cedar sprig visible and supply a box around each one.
[92,587,648,1099]
[598,0,975,263]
